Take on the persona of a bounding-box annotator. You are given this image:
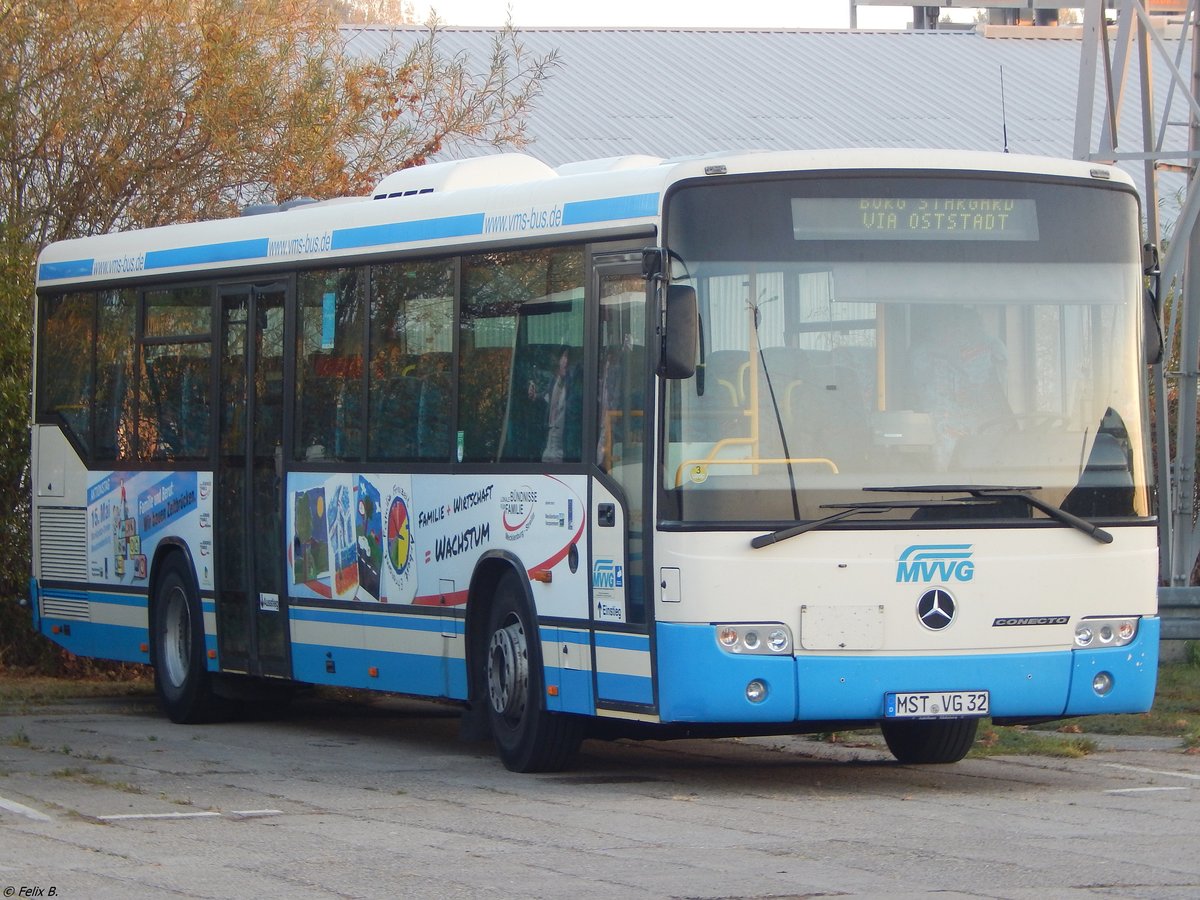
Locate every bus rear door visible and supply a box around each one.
[215,282,291,679]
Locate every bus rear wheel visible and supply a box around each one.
[152,557,226,724]
[483,571,583,773]
[880,717,979,764]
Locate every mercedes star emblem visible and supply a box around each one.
[917,588,956,630]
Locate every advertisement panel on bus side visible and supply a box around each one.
[285,472,588,619]
[86,470,214,591]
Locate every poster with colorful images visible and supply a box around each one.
[288,472,406,604]
[87,470,214,591]
[355,476,383,602]
[292,485,329,587]
[383,478,416,605]
[325,475,359,600]
[286,472,588,615]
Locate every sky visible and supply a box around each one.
[406,1,978,29]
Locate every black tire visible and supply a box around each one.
[152,556,228,724]
[483,571,583,773]
[881,717,979,764]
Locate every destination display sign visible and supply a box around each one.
[792,197,1039,241]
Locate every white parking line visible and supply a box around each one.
[97,809,283,822]
[98,812,221,821]
[1100,763,1200,782]
[1104,786,1189,794]
[0,794,53,822]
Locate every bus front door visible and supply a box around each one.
[590,260,654,711]
[216,282,290,679]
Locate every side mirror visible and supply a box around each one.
[661,284,698,379]
[1145,287,1164,366]
[1143,243,1163,366]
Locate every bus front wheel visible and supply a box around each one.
[152,556,225,724]
[483,571,583,773]
[880,717,978,764]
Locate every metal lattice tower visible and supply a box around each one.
[1075,0,1200,597]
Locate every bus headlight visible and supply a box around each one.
[714,623,793,655]
[1074,617,1138,649]
[767,629,790,653]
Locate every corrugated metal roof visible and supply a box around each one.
[342,25,1190,204]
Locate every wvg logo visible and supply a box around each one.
[592,558,624,589]
[896,544,975,583]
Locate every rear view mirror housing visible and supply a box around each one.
[661,284,697,379]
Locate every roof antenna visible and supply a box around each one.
[1000,65,1010,153]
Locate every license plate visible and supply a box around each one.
[885,690,989,718]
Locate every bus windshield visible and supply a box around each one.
[661,173,1151,526]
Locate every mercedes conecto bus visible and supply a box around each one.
[30,149,1159,771]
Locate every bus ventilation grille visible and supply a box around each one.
[37,507,88,582]
[41,593,90,621]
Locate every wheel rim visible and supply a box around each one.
[487,614,528,723]
[161,584,191,690]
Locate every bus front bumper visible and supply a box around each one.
[655,617,1160,724]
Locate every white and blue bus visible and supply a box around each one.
[31,149,1160,771]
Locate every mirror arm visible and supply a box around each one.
[1143,242,1164,365]
[642,246,665,280]
[1143,242,1162,314]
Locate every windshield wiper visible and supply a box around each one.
[751,484,1114,549]
[863,484,1114,545]
[750,507,886,548]
[749,497,994,549]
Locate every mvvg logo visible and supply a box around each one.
[592,558,624,589]
[896,544,975,583]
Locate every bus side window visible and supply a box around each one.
[515,344,582,463]
[417,352,452,459]
[95,288,137,460]
[37,291,95,453]
[460,247,584,463]
[137,285,214,461]
[142,350,211,460]
[296,268,364,461]
[95,362,128,458]
[368,260,455,462]
[371,375,422,459]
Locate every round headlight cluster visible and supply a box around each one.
[1074,617,1138,649]
[715,623,793,655]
